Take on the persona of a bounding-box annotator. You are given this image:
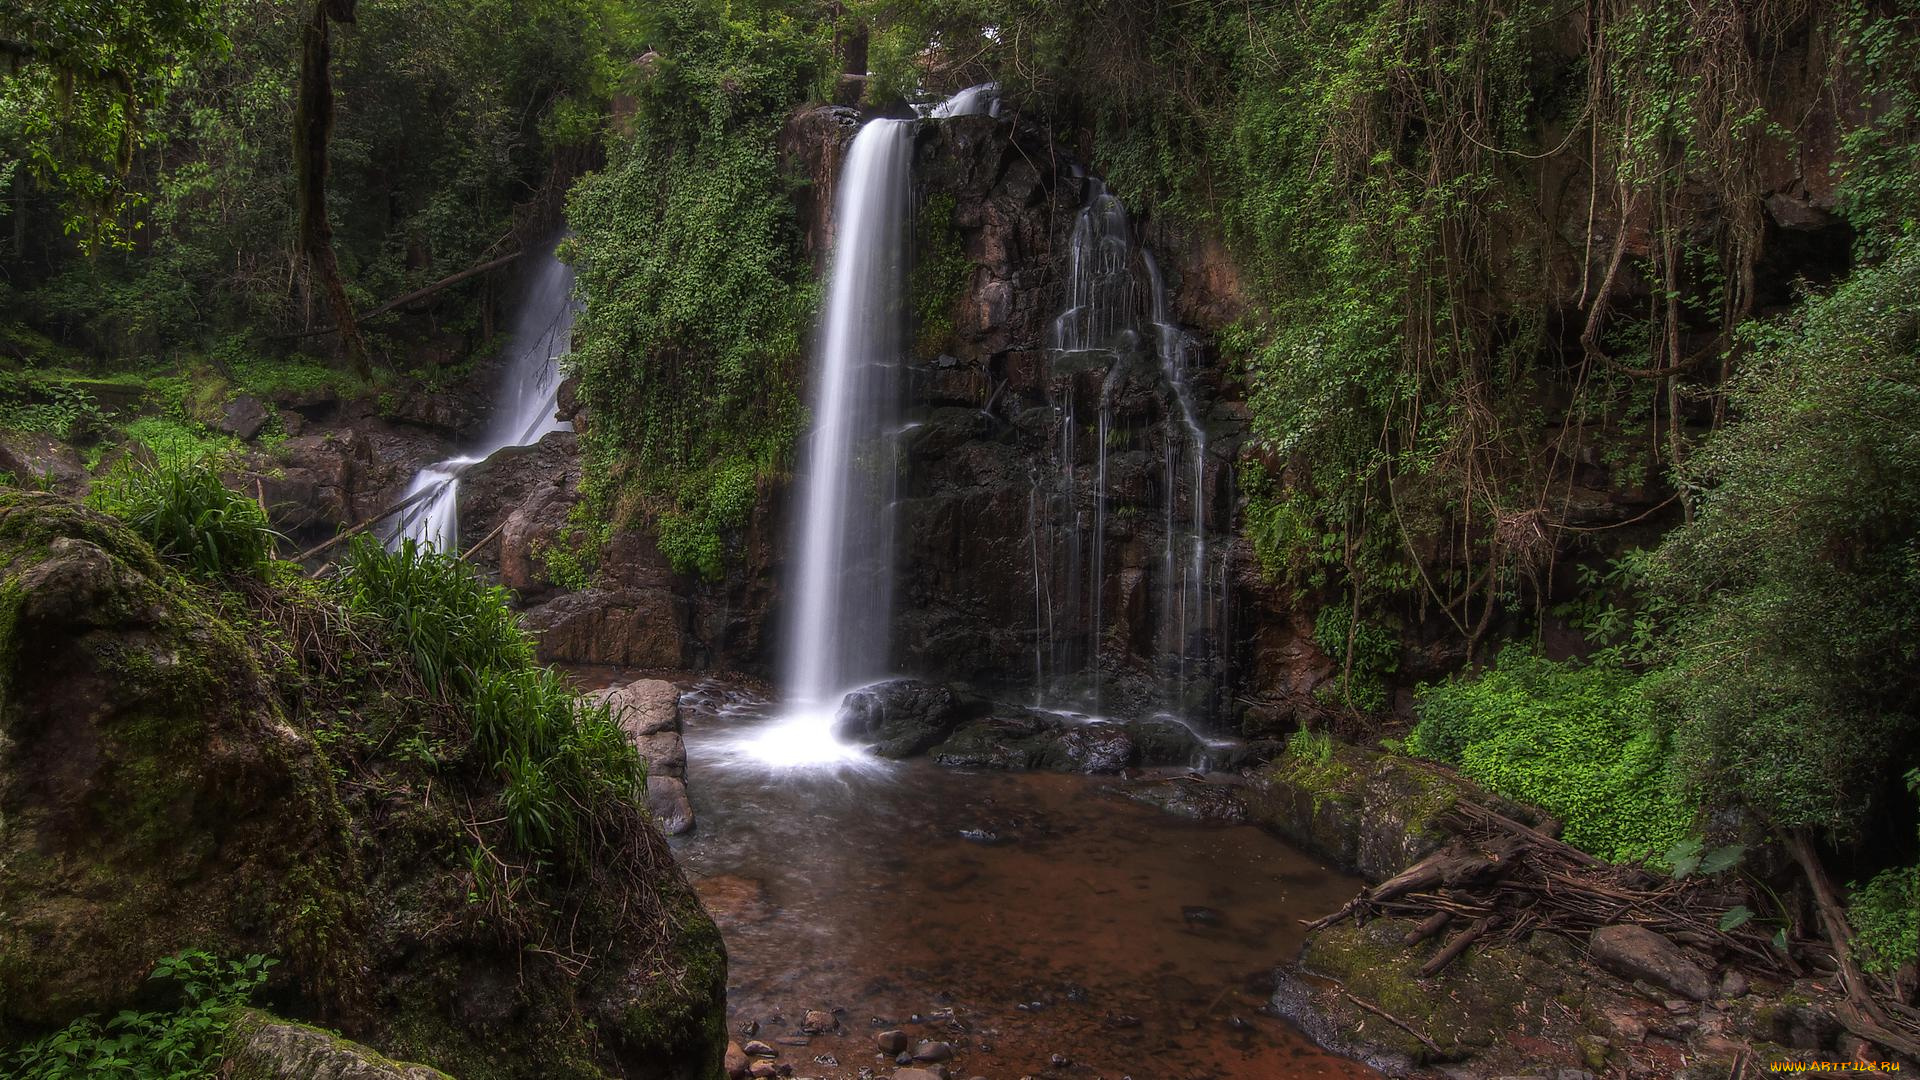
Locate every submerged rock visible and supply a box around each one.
[834,678,965,758]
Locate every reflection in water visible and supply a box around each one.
[674,681,1379,1079]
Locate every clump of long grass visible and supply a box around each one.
[90,456,278,578]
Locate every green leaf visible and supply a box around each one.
[1717,905,1754,931]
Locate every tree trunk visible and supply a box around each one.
[294,0,367,376]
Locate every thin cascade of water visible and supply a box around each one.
[1033,179,1231,720]
[391,237,577,551]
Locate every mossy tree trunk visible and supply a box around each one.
[294,0,369,377]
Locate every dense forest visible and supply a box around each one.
[3,0,1919,1077]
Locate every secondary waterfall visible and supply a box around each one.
[391,239,576,550]
[1032,179,1228,718]
[779,118,913,711]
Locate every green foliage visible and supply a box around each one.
[1849,864,1919,976]
[89,456,277,578]
[564,0,826,575]
[1410,648,1691,862]
[0,0,229,250]
[337,537,533,701]
[7,951,274,1079]
[911,193,972,360]
[1834,0,1920,257]
[1644,235,1920,835]
[0,374,109,440]
[1312,602,1399,714]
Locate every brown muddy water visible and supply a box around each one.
[669,680,1379,1080]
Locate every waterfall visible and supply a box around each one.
[390,238,576,551]
[780,117,913,710]
[929,82,999,119]
[1034,180,1230,720]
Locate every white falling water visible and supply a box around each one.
[391,238,576,551]
[731,116,913,769]
[930,82,1000,119]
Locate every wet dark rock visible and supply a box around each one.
[725,1042,750,1077]
[1050,1053,1072,1067]
[218,394,270,440]
[645,776,694,836]
[1181,905,1225,926]
[1054,724,1135,773]
[747,1062,781,1079]
[834,679,965,758]
[522,586,688,668]
[801,1009,836,1033]
[1122,777,1248,823]
[0,431,88,496]
[1588,925,1713,1002]
[743,1039,777,1057]
[876,1030,908,1054]
[956,828,1003,845]
[910,1040,954,1062]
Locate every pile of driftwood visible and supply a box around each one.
[1304,801,1920,1060]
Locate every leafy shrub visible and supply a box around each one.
[1313,602,1399,713]
[90,457,277,578]
[1409,648,1691,862]
[1849,865,1919,976]
[1644,236,1920,836]
[8,951,274,1080]
[337,537,533,700]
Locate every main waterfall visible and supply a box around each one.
[731,116,911,768]
[391,239,576,550]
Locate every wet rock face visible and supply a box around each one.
[222,1010,452,1080]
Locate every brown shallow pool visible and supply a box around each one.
[670,681,1378,1080]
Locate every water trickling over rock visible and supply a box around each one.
[1030,180,1230,718]
[392,239,577,550]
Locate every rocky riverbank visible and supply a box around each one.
[1250,741,1898,1078]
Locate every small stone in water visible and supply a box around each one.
[896,1052,913,1065]
[775,1036,810,1047]
[912,1040,954,1062]
[1102,1012,1141,1029]
[1050,1053,1072,1067]
[1062,982,1089,1003]
[802,1009,836,1033]
[1181,905,1224,926]
[739,1020,760,1036]
[744,1039,777,1057]
[958,828,1002,844]
[1226,1015,1251,1031]
[747,1064,779,1079]
[876,1030,908,1054]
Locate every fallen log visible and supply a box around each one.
[1786,829,1920,1061]
[1420,915,1499,978]
[278,250,524,339]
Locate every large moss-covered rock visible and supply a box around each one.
[0,491,729,1078]
[1245,741,1537,880]
[0,490,363,1031]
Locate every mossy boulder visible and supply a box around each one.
[0,492,729,1078]
[222,1009,453,1080]
[0,490,363,1031]
[1246,741,1540,880]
